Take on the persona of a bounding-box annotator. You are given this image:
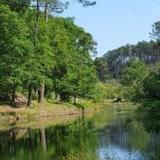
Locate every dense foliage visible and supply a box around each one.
[93,20,160,105]
[0,3,98,106]
[119,21,160,107]
[94,40,160,80]
[94,57,108,82]
[121,60,149,101]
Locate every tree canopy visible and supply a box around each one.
[0,3,97,106]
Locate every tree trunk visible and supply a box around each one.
[34,0,40,43]
[12,88,16,103]
[40,127,47,151]
[38,84,45,104]
[44,85,47,97]
[60,92,69,102]
[37,1,49,105]
[27,85,32,107]
[74,95,77,105]
[36,0,40,20]
[44,2,49,22]
[55,92,58,100]
[34,86,37,94]
[34,0,45,105]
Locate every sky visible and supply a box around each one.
[60,0,160,56]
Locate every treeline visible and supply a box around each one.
[0,0,98,106]
[121,58,160,109]
[116,21,160,103]
[95,40,160,81]
[94,20,160,106]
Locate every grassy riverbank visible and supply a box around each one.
[0,99,137,131]
[0,100,99,129]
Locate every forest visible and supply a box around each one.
[0,0,99,107]
[0,0,160,111]
[95,21,160,108]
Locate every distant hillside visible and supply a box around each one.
[95,40,160,80]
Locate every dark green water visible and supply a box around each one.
[0,109,160,160]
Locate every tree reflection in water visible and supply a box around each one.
[137,108,160,160]
[1,110,160,160]
[0,117,98,160]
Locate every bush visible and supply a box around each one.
[94,81,124,101]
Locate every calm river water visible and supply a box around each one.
[0,108,159,160]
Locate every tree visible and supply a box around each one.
[121,60,149,101]
[22,11,53,106]
[29,0,97,105]
[49,18,97,102]
[0,5,33,103]
[102,40,160,78]
[150,21,160,41]
[143,69,160,100]
[94,57,108,82]
[0,1,98,107]
[0,0,30,12]
[30,0,96,22]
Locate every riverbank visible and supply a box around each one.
[0,99,137,130]
[0,100,99,129]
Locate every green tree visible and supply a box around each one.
[150,21,160,41]
[121,60,149,101]
[0,0,30,12]
[0,1,98,107]
[101,40,160,78]
[94,57,108,82]
[143,70,160,101]
[49,18,97,102]
[22,11,53,106]
[29,0,97,104]
[0,5,33,103]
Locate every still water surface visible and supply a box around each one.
[0,108,159,160]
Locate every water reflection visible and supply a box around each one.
[0,118,98,160]
[96,113,148,160]
[0,110,160,160]
[137,108,160,160]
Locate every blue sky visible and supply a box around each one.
[60,0,160,56]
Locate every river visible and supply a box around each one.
[0,107,159,160]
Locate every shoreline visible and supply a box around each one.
[0,100,136,131]
[0,100,102,130]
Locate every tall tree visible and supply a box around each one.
[23,11,53,106]
[121,60,149,101]
[0,4,33,103]
[31,0,97,104]
[49,18,97,102]
[0,0,30,11]
[94,57,108,82]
